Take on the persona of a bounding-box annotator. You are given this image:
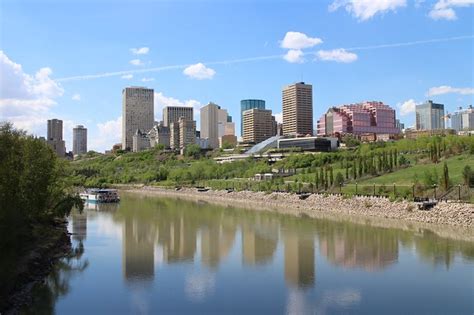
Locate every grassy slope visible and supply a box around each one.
[353,154,473,185]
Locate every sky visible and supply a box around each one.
[1,0,473,152]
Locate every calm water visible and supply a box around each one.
[24,193,474,314]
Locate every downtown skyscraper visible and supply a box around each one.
[122,87,154,150]
[282,82,313,136]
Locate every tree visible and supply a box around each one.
[329,166,334,186]
[184,144,201,159]
[314,172,320,190]
[462,165,472,186]
[441,161,450,190]
[335,172,344,187]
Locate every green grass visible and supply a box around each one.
[353,154,473,185]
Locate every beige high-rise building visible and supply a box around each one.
[163,106,193,127]
[200,102,233,149]
[242,108,275,143]
[170,117,196,150]
[282,82,313,136]
[47,118,66,157]
[178,117,196,149]
[72,125,87,156]
[122,87,154,150]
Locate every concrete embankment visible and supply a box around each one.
[124,186,474,242]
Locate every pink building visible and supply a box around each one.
[317,101,400,137]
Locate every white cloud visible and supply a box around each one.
[316,49,358,63]
[0,51,64,135]
[429,7,457,19]
[90,116,122,152]
[429,0,474,20]
[280,31,323,50]
[426,85,474,96]
[121,74,133,79]
[141,77,155,82]
[329,0,407,21]
[183,63,216,80]
[274,112,283,124]
[398,99,418,116]
[130,47,150,55]
[72,93,81,101]
[130,59,144,66]
[154,92,201,119]
[283,49,305,63]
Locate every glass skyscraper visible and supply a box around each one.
[415,100,445,130]
[240,99,265,136]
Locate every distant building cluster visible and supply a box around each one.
[42,80,472,157]
[450,105,474,132]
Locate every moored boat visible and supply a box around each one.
[80,189,120,203]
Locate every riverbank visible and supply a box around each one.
[0,219,72,314]
[124,186,474,242]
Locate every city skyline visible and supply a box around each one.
[1,1,473,152]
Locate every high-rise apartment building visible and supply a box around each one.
[317,101,400,136]
[47,118,66,156]
[240,99,265,136]
[201,102,234,149]
[170,118,196,150]
[179,117,196,149]
[242,108,275,143]
[282,82,313,136]
[72,125,87,155]
[122,87,154,150]
[416,100,445,130]
[451,105,474,131]
[163,106,193,127]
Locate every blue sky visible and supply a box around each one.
[1,0,473,151]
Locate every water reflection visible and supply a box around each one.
[318,225,398,271]
[23,193,474,314]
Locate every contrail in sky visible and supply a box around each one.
[55,35,473,82]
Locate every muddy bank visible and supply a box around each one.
[124,186,474,242]
[0,219,72,315]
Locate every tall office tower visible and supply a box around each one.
[451,105,474,131]
[282,82,313,136]
[242,108,274,143]
[72,125,87,155]
[122,87,154,150]
[240,99,265,136]
[200,102,232,149]
[47,118,66,156]
[416,100,445,130]
[163,106,193,127]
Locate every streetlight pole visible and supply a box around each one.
[355,182,358,195]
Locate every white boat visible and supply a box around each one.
[80,189,120,203]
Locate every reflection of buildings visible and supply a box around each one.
[158,216,197,263]
[71,211,87,242]
[201,224,236,269]
[122,217,155,282]
[242,219,278,265]
[284,233,315,289]
[319,231,398,271]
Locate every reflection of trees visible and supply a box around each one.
[22,240,89,314]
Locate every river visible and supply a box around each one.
[23,192,474,314]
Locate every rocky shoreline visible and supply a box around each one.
[125,186,474,242]
[1,220,72,315]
